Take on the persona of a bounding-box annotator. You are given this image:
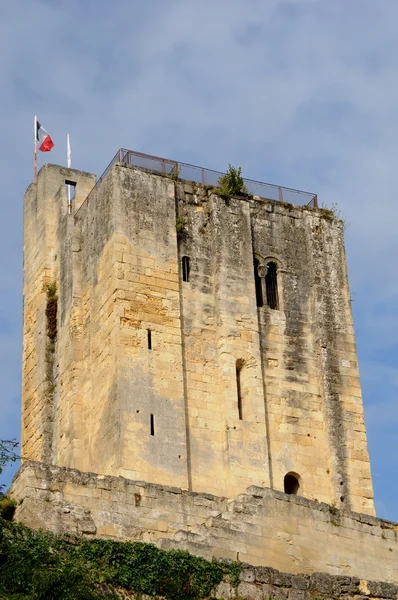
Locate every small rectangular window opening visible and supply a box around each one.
[236,361,243,420]
[182,256,190,282]
[65,180,76,214]
[150,413,155,436]
[147,329,152,350]
[254,258,263,307]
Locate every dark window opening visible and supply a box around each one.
[236,360,243,420]
[147,329,152,350]
[150,414,155,436]
[65,180,76,214]
[254,258,263,307]
[266,262,279,310]
[284,472,300,495]
[182,256,190,282]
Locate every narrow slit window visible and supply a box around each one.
[254,258,263,307]
[266,262,279,310]
[150,413,155,436]
[182,256,190,282]
[147,329,152,350]
[236,360,243,420]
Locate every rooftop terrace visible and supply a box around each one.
[92,148,318,208]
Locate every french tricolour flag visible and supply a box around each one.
[36,121,54,152]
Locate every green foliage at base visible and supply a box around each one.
[0,518,241,599]
[0,498,16,521]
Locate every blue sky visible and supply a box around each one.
[1,0,397,520]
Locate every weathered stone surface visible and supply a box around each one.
[21,161,374,514]
[366,581,398,599]
[18,157,384,595]
[241,568,256,583]
[10,461,398,584]
[237,582,263,600]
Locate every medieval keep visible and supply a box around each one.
[12,149,397,585]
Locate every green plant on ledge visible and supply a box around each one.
[176,215,188,240]
[216,164,246,197]
[319,202,349,230]
[167,164,179,181]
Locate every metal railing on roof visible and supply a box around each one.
[79,148,318,213]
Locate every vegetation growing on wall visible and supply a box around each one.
[167,164,179,181]
[216,165,246,197]
[45,282,58,343]
[45,282,58,396]
[0,518,241,599]
[319,203,349,230]
[176,215,188,241]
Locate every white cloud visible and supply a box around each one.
[1,0,398,515]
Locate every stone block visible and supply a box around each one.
[366,581,398,599]
[237,582,263,600]
[288,589,310,600]
[255,567,277,584]
[240,568,256,583]
[215,580,233,599]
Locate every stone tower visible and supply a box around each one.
[20,150,375,517]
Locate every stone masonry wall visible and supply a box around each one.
[112,569,398,600]
[21,160,374,522]
[175,175,373,512]
[22,166,95,465]
[212,567,398,600]
[10,462,398,585]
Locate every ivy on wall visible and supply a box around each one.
[0,518,241,599]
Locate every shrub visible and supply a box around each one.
[0,498,16,521]
[217,164,246,197]
[0,519,241,599]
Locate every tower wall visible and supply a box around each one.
[11,461,398,585]
[251,203,373,514]
[21,160,374,515]
[22,166,95,464]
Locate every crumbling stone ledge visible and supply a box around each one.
[213,565,398,600]
[10,461,398,585]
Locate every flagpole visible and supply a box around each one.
[33,115,37,182]
[67,133,71,213]
[67,133,71,168]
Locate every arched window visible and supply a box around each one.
[284,472,300,495]
[236,360,243,420]
[182,256,190,282]
[254,258,263,307]
[266,262,279,310]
